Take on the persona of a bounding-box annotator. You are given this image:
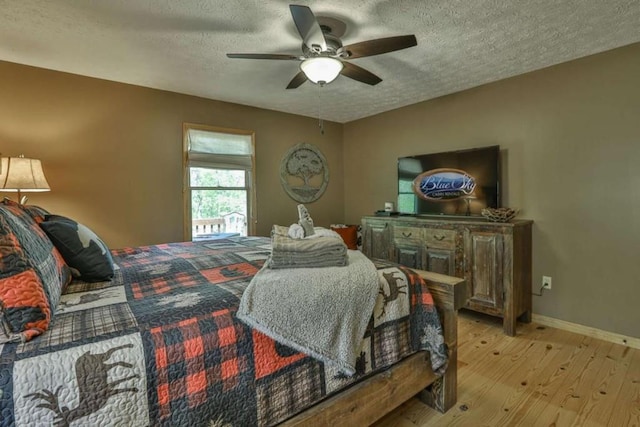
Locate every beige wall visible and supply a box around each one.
[2,42,638,338]
[0,61,343,248]
[343,43,640,338]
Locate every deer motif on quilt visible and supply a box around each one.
[26,344,139,427]
[58,288,121,310]
[378,271,407,319]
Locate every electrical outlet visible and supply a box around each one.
[542,276,552,290]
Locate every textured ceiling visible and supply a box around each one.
[2,1,639,123]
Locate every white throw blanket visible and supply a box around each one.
[237,250,379,375]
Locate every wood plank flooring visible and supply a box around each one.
[374,311,639,427]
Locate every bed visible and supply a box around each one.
[0,201,466,426]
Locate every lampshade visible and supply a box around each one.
[0,155,50,204]
[300,57,344,85]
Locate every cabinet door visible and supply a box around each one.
[392,225,423,269]
[423,227,457,276]
[464,229,504,315]
[424,247,455,276]
[362,220,391,260]
[394,244,423,270]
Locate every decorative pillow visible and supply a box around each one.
[330,225,359,250]
[0,204,71,343]
[22,205,50,223]
[1,198,49,223]
[40,215,115,282]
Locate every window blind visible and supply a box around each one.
[187,129,253,170]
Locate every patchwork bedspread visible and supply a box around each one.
[0,237,446,426]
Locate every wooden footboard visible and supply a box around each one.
[281,269,466,426]
[417,269,467,412]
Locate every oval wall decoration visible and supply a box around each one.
[280,143,329,203]
[413,168,477,201]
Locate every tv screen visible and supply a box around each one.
[398,145,500,216]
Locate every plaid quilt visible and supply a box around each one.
[0,237,446,426]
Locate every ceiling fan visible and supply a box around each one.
[226,4,417,89]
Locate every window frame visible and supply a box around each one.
[182,123,256,240]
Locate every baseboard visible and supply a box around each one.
[532,314,640,350]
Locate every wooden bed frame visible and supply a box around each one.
[282,269,467,426]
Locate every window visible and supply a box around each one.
[397,177,417,213]
[183,124,256,240]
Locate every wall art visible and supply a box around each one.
[280,143,329,203]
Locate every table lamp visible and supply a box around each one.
[0,154,51,205]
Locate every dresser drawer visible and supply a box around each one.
[424,228,456,249]
[393,225,423,244]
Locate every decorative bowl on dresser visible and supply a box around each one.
[480,207,519,222]
[362,215,533,336]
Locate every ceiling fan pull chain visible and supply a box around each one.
[318,83,324,135]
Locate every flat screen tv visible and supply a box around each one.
[397,145,500,216]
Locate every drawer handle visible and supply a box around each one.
[402,232,412,238]
[434,234,445,241]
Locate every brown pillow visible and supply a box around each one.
[331,225,358,250]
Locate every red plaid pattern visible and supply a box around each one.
[252,329,306,380]
[406,267,435,307]
[131,271,204,299]
[199,263,259,284]
[111,247,142,257]
[148,308,248,421]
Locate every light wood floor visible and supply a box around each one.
[374,310,639,427]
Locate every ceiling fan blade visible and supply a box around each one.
[227,53,301,60]
[289,5,327,51]
[342,35,417,59]
[340,62,382,86]
[286,71,308,89]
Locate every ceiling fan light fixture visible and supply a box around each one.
[300,57,343,85]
